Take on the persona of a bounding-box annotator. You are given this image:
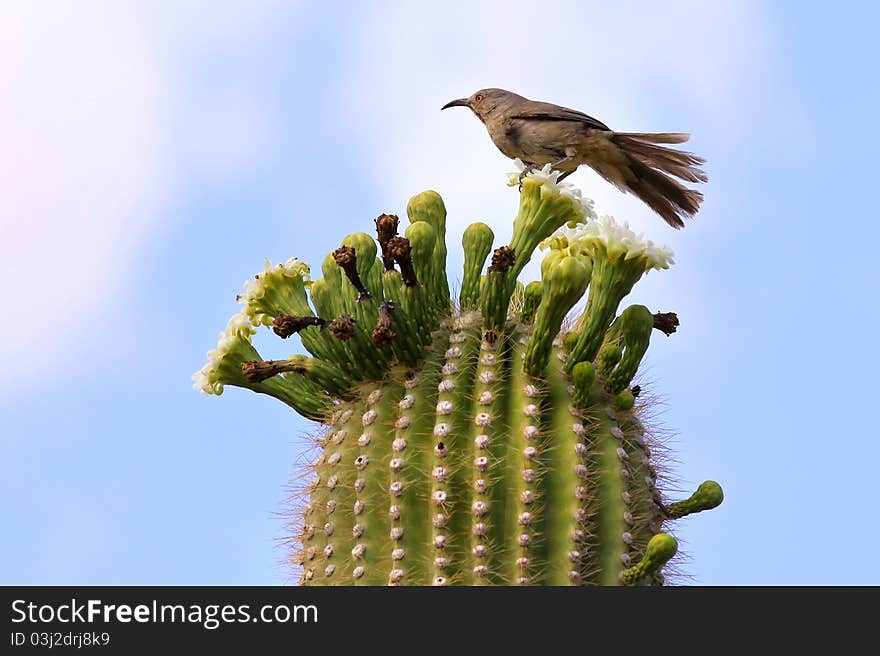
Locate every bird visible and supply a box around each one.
[442,88,707,228]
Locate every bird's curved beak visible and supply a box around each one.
[441,98,469,110]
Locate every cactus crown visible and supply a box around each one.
[195,162,722,586]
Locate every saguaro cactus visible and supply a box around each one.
[194,163,723,586]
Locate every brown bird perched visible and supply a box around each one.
[442,88,707,228]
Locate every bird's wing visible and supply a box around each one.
[509,100,612,131]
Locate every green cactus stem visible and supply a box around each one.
[194,162,723,585]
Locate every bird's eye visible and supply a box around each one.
[475,94,484,102]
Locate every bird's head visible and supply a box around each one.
[442,88,519,122]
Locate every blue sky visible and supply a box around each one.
[2,0,878,585]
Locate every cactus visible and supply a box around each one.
[194,162,723,586]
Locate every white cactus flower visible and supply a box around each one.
[236,257,311,325]
[507,159,597,223]
[192,309,257,395]
[542,215,674,272]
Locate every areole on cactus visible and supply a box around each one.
[193,161,723,586]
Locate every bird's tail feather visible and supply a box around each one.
[615,134,708,183]
[612,133,707,229]
[617,132,691,144]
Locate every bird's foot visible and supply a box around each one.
[518,163,539,189]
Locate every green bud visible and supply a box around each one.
[597,342,622,377]
[540,249,565,281]
[321,251,342,285]
[539,232,570,253]
[407,190,448,300]
[520,281,543,324]
[605,305,654,394]
[407,189,446,231]
[405,220,437,290]
[622,533,678,585]
[612,389,635,412]
[460,222,494,309]
[524,256,590,376]
[308,277,336,318]
[341,232,378,285]
[480,270,509,336]
[666,481,724,519]
[562,331,579,354]
[571,361,596,409]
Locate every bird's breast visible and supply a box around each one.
[484,119,528,161]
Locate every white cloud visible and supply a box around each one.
[0,1,287,391]
[0,2,168,387]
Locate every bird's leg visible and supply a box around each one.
[549,155,575,181]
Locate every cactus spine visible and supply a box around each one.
[194,164,723,586]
